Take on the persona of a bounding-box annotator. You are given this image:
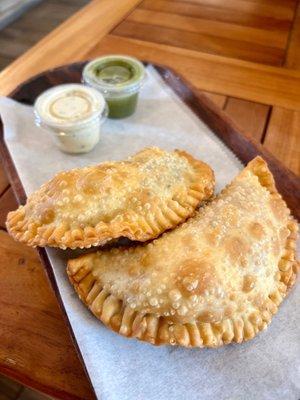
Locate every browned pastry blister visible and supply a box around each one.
[6,147,214,249]
[67,157,299,348]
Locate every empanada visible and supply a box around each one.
[6,147,214,249]
[67,157,298,347]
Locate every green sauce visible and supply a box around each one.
[106,92,138,119]
[95,64,133,84]
[83,56,145,119]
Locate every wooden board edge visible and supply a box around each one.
[0,121,95,399]
[37,248,97,400]
[0,124,26,204]
[0,364,88,400]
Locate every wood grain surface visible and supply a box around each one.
[88,35,300,110]
[200,91,226,109]
[0,187,17,229]
[224,98,270,142]
[0,230,94,399]
[0,0,143,95]
[127,0,297,65]
[265,107,300,175]
[0,0,299,398]
[0,161,9,195]
[127,8,289,48]
[0,0,90,70]
[140,0,296,30]
[113,19,285,65]
[264,3,300,176]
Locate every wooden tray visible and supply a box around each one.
[2,62,299,217]
[0,62,299,397]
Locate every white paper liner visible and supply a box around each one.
[1,66,299,400]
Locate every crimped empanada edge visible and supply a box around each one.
[67,157,299,348]
[6,152,214,249]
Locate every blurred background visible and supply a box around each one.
[0,0,88,70]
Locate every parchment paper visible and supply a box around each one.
[1,66,299,400]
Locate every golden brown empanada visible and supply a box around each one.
[6,147,214,249]
[67,157,298,348]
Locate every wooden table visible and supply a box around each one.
[0,0,299,398]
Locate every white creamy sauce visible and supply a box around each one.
[34,84,106,154]
[50,93,92,121]
[52,119,101,154]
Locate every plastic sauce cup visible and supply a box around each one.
[82,55,146,119]
[34,84,107,154]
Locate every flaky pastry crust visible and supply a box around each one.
[67,157,298,347]
[6,147,214,249]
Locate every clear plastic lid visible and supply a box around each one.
[82,55,146,96]
[34,83,107,129]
